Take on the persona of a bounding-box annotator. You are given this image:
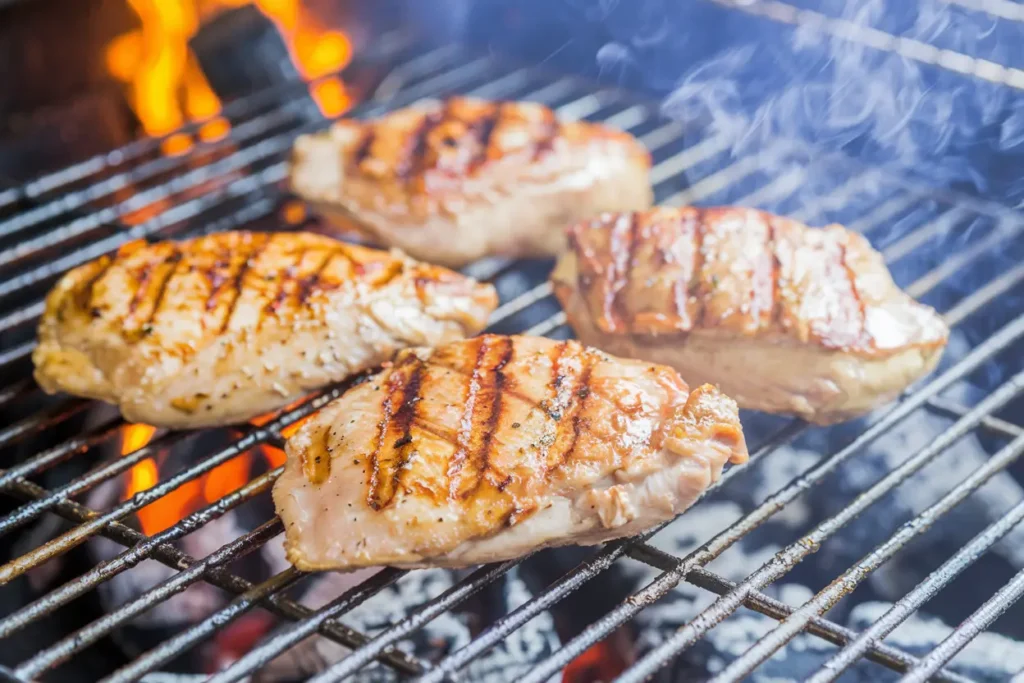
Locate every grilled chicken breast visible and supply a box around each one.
[33,231,497,429]
[273,334,747,570]
[289,96,653,268]
[551,207,950,424]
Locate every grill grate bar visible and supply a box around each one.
[102,567,306,683]
[0,390,331,581]
[0,415,124,491]
[617,367,1024,683]
[204,569,407,683]
[901,567,1024,682]
[626,546,972,683]
[0,105,302,252]
[521,313,1024,683]
[0,474,426,675]
[0,429,194,539]
[418,422,808,683]
[0,467,278,639]
[707,428,1024,682]
[15,519,285,678]
[0,399,89,453]
[306,561,524,683]
[942,260,1024,328]
[926,397,1024,438]
[0,31,411,208]
[811,502,1024,682]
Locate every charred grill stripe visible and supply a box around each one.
[367,355,418,510]
[79,256,115,313]
[615,212,642,328]
[397,111,442,180]
[219,233,271,333]
[603,214,635,332]
[126,257,160,316]
[386,359,425,508]
[532,108,558,160]
[536,341,572,467]
[552,351,598,470]
[427,359,544,412]
[446,337,490,499]
[140,249,184,326]
[768,221,782,330]
[666,215,689,328]
[204,248,233,312]
[265,249,305,318]
[468,336,514,495]
[352,128,375,169]
[296,251,335,305]
[839,240,868,344]
[691,209,708,327]
[469,105,501,171]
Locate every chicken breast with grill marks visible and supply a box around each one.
[551,207,950,424]
[33,231,497,428]
[273,334,747,570]
[289,96,653,268]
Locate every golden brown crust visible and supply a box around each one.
[44,232,483,346]
[336,97,651,199]
[34,231,498,427]
[558,207,949,358]
[275,334,748,569]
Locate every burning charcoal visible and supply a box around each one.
[280,567,560,681]
[189,5,301,102]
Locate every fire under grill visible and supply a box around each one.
[1,34,1024,683]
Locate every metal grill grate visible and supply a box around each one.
[1,32,1023,683]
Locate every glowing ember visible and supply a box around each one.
[105,0,354,155]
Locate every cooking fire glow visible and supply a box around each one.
[105,0,353,155]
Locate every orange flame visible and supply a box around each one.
[106,0,353,155]
[119,423,258,536]
[121,424,158,455]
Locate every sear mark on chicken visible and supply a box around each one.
[551,206,950,424]
[273,334,748,571]
[289,96,653,268]
[33,231,497,428]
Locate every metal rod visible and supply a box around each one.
[0,469,276,637]
[204,569,405,683]
[0,429,192,538]
[16,519,284,678]
[0,388,335,583]
[810,498,1024,681]
[100,568,306,683]
[618,370,1024,683]
[0,399,89,452]
[420,421,806,683]
[624,547,971,683]
[709,429,1024,682]
[926,397,1024,439]
[900,567,1024,683]
[0,415,124,490]
[1,476,424,675]
[307,561,523,683]
[525,313,1024,683]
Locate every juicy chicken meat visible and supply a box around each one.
[551,207,950,424]
[289,96,653,268]
[33,231,497,429]
[273,334,747,570]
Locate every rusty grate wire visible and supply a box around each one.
[0,35,1023,683]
